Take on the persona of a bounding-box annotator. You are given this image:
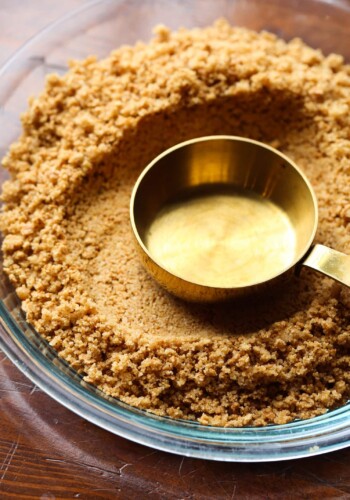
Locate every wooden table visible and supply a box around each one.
[0,2,350,498]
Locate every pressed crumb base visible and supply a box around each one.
[1,21,350,427]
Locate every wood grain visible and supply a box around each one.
[1,345,350,500]
[0,1,350,498]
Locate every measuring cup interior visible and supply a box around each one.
[132,136,317,288]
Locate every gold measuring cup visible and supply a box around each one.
[130,136,350,302]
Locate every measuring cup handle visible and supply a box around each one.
[302,244,350,288]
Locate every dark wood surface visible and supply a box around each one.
[1,1,350,498]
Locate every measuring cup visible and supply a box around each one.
[130,136,350,302]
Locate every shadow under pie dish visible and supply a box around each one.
[0,0,349,461]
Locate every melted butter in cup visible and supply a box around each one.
[146,187,296,288]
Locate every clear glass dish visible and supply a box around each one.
[0,0,349,462]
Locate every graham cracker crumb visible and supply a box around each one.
[1,21,349,427]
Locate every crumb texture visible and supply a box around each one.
[1,20,350,426]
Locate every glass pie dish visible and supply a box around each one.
[0,0,349,462]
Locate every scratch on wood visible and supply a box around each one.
[45,456,128,482]
[215,479,238,498]
[0,437,19,482]
[178,456,185,476]
[30,385,40,395]
[45,458,67,463]
[0,379,33,390]
[182,468,199,478]
[231,484,237,499]
[136,449,158,462]
[118,463,131,476]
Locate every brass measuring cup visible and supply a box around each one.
[130,136,350,302]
